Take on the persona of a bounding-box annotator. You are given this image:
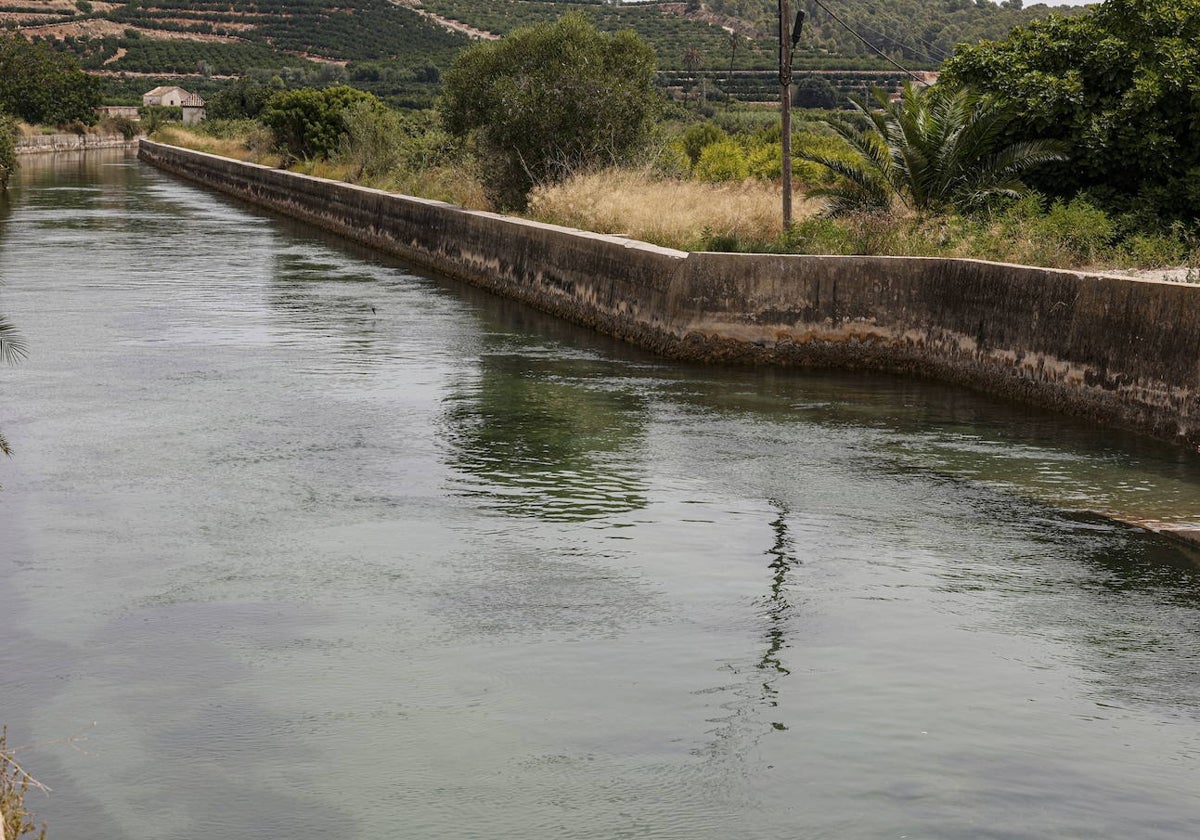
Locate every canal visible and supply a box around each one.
[2,149,1200,839]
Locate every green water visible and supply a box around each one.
[2,149,1199,839]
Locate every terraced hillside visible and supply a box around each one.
[0,0,1083,106]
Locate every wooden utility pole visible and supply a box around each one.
[779,7,805,231]
[779,0,794,230]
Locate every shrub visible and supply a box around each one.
[694,139,749,182]
[680,121,726,168]
[261,85,382,161]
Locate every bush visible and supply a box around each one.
[1041,198,1116,264]
[680,121,726,168]
[695,139,749,182]
[261,85,382,161]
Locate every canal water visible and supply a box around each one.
[2,149,1200,839]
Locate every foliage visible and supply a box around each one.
[800,82,1066,215]
[139,106,181,134]
[0,34,101,125]
[695,139,749,182]
[0,309,27,470]
[207,74,286,121]
[0,110,16,191]
[440,12,661,209]
[1,728,44,840]
[337,100,410,182]
[680,122,728,168]
[794,76,841,109]
[261,85,382,161]
[942,0,1200,223]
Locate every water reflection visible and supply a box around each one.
[442,350,649,521]
[758,499,797,730]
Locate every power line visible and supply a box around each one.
[806,0,934,86]
[849,15,952,64]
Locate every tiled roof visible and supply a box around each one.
[181,93,206,107]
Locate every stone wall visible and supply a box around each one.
[138,140,1200,449]
[17,134,139,154]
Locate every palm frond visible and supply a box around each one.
[0,316,27,365]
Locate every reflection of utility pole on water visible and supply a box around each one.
[758,497,798,731]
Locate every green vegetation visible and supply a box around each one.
[801,82,1066,215]
[261,85,384,161]
[944,0,1200,225]
[0,110,16,191]
[441,12,660,209]
[0,34,101,125]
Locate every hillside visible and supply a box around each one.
[0,0,1085,106]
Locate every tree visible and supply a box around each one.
[800,82,1066,216]
[261,85,383,161]
[0,34,101,126]
[0,111,16,191]
[793,76,840,109]
[440,12,661,210]
[208,74,285,120]
[942,0,1200,223]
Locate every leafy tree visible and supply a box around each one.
[800,82,1066,216]
[0,111,16,191]
[942,0,1200,222]
[440,12,661,210]
[208,74,285,121]
[0,35,101,126]
[793,76,840,110]
[261,85,383,161]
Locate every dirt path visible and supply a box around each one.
[387,0,499,40]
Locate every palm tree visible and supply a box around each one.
[0,314,26,457]
[800,82,1066,216]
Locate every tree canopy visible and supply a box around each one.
[440,12,661,209]
[942,0,1200,223]
[0,35,101,126]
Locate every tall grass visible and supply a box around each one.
[527,168,821,249]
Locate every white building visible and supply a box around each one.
[181,93,206,125]
[142,86,190,107]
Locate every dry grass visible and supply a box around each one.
[1,728,45,840]
[151,125,279,166]
[527,168,821,249]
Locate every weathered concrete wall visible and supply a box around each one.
[138,140,1200,449]
[17,134,139,154]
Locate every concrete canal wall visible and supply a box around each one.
[138,140,1200,449]
[18,134,139,154]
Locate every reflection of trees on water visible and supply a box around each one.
[442,352,649,522]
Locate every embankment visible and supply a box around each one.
[138,139,1200,453]
[17,133,138,154]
